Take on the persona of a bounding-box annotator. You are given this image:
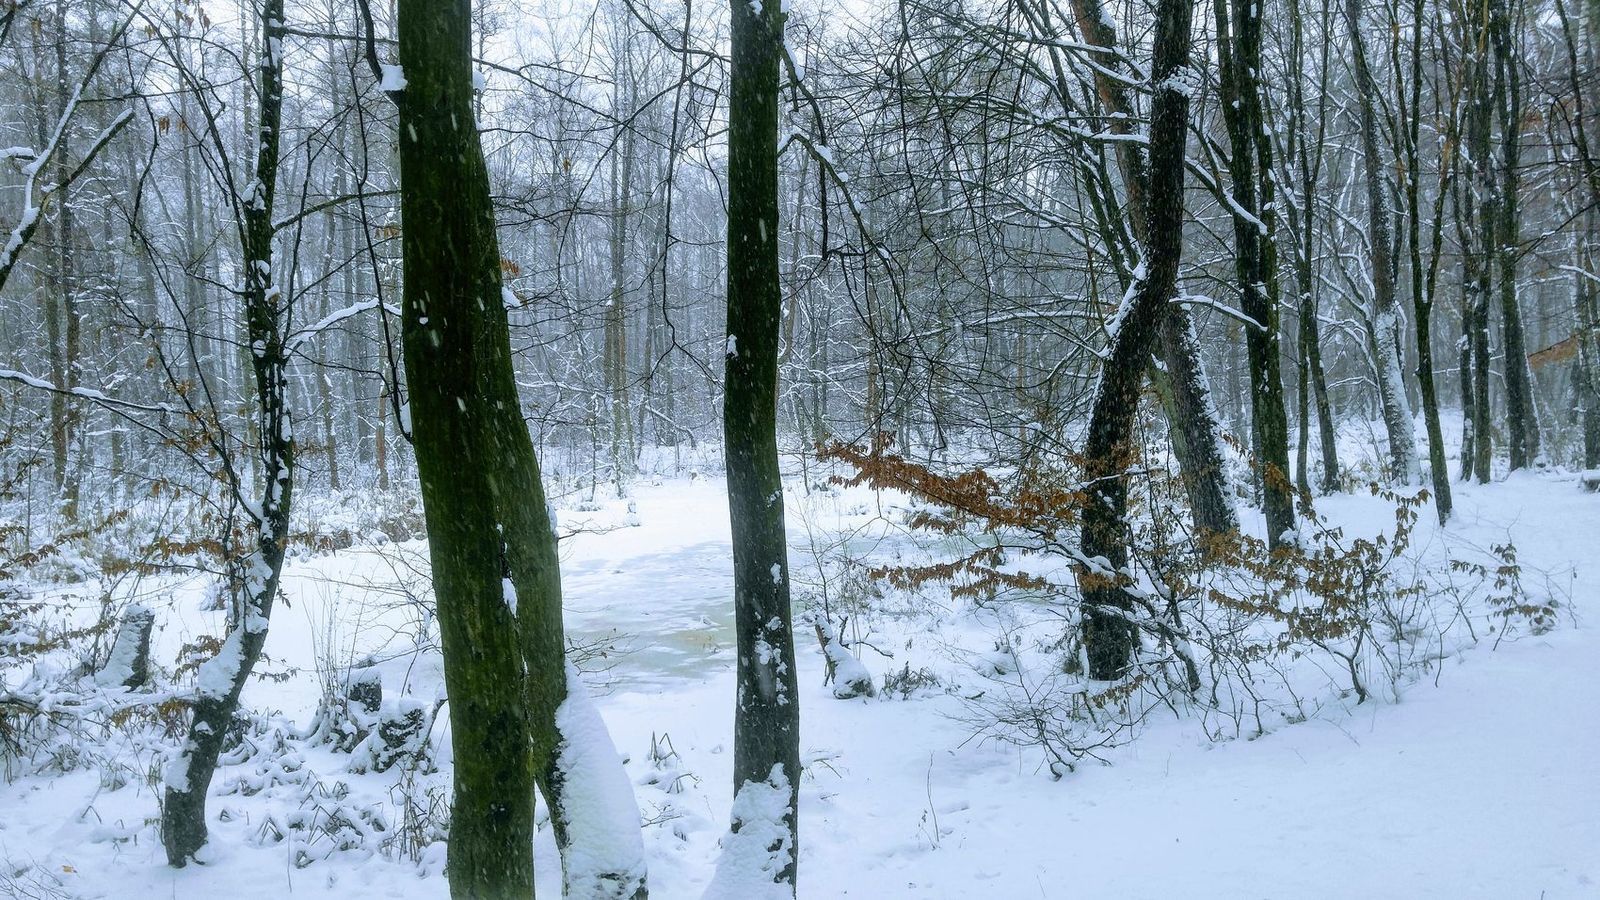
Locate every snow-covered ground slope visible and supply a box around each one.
[2,469,1596,898]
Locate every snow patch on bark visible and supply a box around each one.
[1375,308,1420,485]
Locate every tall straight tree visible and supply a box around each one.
[1342,0,1420,485]
[1213,0,1294,545]
[391,0,648,896]
[1488,0,1541,469]
[1460,1,1496,484]
[718,0,801,888]
[1398,0,1455,521]
[1077,0,1197,680]
[394,2,539,895]
[1280,0,1342,496]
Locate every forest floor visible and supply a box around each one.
[2,462,1597,898]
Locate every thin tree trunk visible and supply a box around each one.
[1464,23,1496,483]
[1404,0,1453,521]
[1579,215,1600,469]
[1343,0,1420,484]
[53,0,82,519]
[607,74,636,496]
[161,0,293,864]
[1489,0,1540,468]
[1214,0,1293,544]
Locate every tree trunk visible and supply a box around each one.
[54,0,82,520]
[1404,0,1453,522]
[395,3,647,896]
[1077,0,1195,681]
[1156,313,1236,533]
[1055,0,1235,535]
[1489,0,1540,469]
[162,0,293,864]
[1579,212,1600,468]
[1463,26,1496,483]
[1281,0,1340,497]
[1214,0,1293,544]
[607,80,636,496]
[1343,0,1419,485]
[720,0,801,889]
[395,2,537,894]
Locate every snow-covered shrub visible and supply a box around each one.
[817,436,1495,770]
[0,861,76,900]
[640,731,698,796]
[305,666,383,752]
[880,662,942,699]
[289,487,425,550]
[386,765,451,865]
[1181,484,1434,709]
[1449,540,1560,644]
[349,698,432,774]
[253,778,393,868]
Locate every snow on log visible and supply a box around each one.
[94,603,154,689]
[805,612,875,699]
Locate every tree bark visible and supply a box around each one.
[1462,22,1496,484]
[1281,0,1341,496]
[1213,0,1294,544]
[1078,0,1196,680]
[1403,0,1453,522]
[1343,0,1420,485]
[395,2,537,894]
[1054,0,1235,535]
[723,0,801,888]
[395,2,646,895]
[162,0,293,865]
[1489,0,1540,469]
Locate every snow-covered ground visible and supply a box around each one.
[2,467,1596,898]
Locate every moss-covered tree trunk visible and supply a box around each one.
[1078,0,1195,680]
[395,2,536,895]
[1213,0,1293,545]
[395,4,646,897]
[723,0,801,888]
